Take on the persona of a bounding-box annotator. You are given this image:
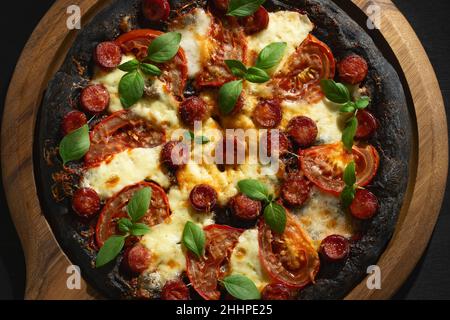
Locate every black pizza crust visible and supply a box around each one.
[35,0,411,299]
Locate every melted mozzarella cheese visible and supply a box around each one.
[230,229,270,291]
[81,147,169,199]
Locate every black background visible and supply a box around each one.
[0,0,449,299]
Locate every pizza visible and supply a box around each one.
[37,0,411,300]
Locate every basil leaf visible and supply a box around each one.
[343,161,356,186]
[342,116,358,151]
[118,218,133,233]
[118,59,139,72]
[119,71,144,108]
[218,80,243,115]
[255,42,287,70]
[130,223,151,236]
[355,96,370,109]
[340,102,356,113]
[183,131,195,142]
[340,185,356,208]
[222,275,261,300]
[127,187,152,222]
[59,124,90,165]
[320,79,351,104]
[225,59,247,77]
[263,202,286,234]
[140,63,162,76]
[96,235,125,268]
[195,135,210,144]
[245,67,270,83]
[227,0,265,17]
[182,221,205,258]
[147,32,182,63]
[238,179,269,201]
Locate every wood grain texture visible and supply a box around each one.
[1,0,447,300]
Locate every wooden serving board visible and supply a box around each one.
[1,0,447,300]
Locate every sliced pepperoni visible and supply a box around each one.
[161,279,190,300]
[286,116,318,147]
[355,110,378,140]
[142,0,170,22]
[229,193,262,220]
[350,189,379,220]
[72,187,101,218]
[122,243,151,274]
[61,110,87,136]
[94,41,122,70]
[261,283,293,300]
[338,54,368,85]
[179,96,208,126]
[215,136,245,166]
[212,0,229,12]
[240,6,269,35]
[281,173,311,207]
[261,130,292,157]
[160,141,189,170]
[252,99,282,128]
[319,235,350,262]
[189,184,218,212]
[80,84,110,114]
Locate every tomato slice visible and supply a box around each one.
[186,224,244,300]
[258,211,320,288]
[95,181,170,248]
[274,34,335,103]
[84,110,165,168]
[115,29,188,97]
[299,142,380,195]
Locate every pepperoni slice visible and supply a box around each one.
[212,0,229,12]
[122,243,151,274]
[355,110,378,140]
[349,189,379,220]
[319,235,350,262]
[261,283,293,300]
[80,84,110,114]
[281,173,311,207]
[84,110,165,167]
[215,136,245,166]
[252,99,282,128]
[260,130,292,157]
[95,182,170,248]
[338,55,368,85]
[286,116,318,147]
[142,0,170,21]
[61,110,87,136]
[189,184,218,212]
[186,224,244,300]
[160,141,189,170]
[94,41,122,69]
[179,96,208,126]
[72,187,101,218]
[240,6,269,35]
[229,193,262,220]
[161,279,190,300]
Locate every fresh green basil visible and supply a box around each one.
[263,202,286,234]
[127,187,152,222]
[119,71,145,108]
[320,79,351,104]
[227,0,265,17]
[342,116,358,151]
[255,42,287,70]
[130,223,151,236]
[182,221,205,258]
[195,135,210,144]
[355,96,370,109]
[140,63,162,76]
[340,102,356,113]
[118,59,139,72]
[340,185,356,208]
[245,67,270,83]
[222,275,261,300]
[238,179,269,201]
[225,59,248,78]
[118,218,133,233]
[219,80,243,115]
[343,161,356,186]
[96,235,125,268]
[59,124,90,165]
[147,32,182,63]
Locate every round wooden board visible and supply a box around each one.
[1,0,447,300]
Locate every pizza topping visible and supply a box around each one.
[142,0,170,22]
[80,84,110,114]
[286,116,318,147]
[59,124,90,165]
[252,99,282,128]
[261,283,293,300]
[355,110,378,140]
[240,6,269,35]
[221,274,261,300]
[350,189,379,220]
[338,54,368,85]
[179,96,209,126]
[319,234,350,262]
[161,279,190,300]
[160,140,189,170]
[227,0,265,17]
[281,173,311,207]
[189,184,218,212]
[61,110,87,136]
[215,135,244,166]
[212,0,229,12]
[182,221,206,258]
[72,187,101,218]
[122,243,151,274]
[94,41,122,70]
[229,193,262,220]
[260,130,292,157]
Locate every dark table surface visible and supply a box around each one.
[1,0,449,300]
